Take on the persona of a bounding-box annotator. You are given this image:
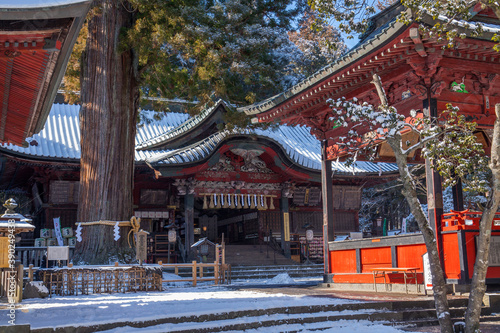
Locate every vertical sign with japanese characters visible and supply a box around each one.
[53,217,64,246]
[136,231,148,262]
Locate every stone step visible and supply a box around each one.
[30,296,478,333]
[170,264,324,280]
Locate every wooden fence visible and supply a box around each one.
[160,260,231,286]
[38,265,163,297]
[0,265,23,302]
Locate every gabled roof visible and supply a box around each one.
[0,103,398,176]
[0,1,91,145]
[146,127,397,175]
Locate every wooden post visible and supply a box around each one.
[215,246,220,284]
[281,196,291,258]
[192,260,197,287]
[114,262,119,267]
[175,266,178,275]
[424,97,445,269]
[158,260,163,266]
[214,261,219,285]
[185,194,195,258]
[321,140,334,279]
[15,264,23,303]
[199,265,203,278]
[28,264,34,281]
[222,234,225,265]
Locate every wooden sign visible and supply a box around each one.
[283,213,290,242]
[0,237,9,268]
[47,246,69,261]
[136,231,148,262]
[49,181,79,204]
[489,236,500,267]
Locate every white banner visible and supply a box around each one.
[53,217,64,246]
[423,252,433,290]
[401,217,407,234]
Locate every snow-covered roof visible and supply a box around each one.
[136,100,224,150]
[0,103,398,175]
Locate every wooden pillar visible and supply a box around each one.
[452,177,464,211]
[424,97,445,266]
[280,196,291,258]
[321,140,334,279]
[185,194,195,259]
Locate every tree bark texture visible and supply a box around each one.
[74,0,139,264]
[465,104,500,333]
[387,137,454,333]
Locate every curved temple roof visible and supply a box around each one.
[0,103,398,176]
[0,0,91,145]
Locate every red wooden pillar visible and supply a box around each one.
[321,140,334,281]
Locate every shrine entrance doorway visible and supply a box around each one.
[198,209,263,245]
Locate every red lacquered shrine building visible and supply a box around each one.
[240,2,500,288]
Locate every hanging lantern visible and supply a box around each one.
[269,196,275,210]
[244,194,249,209]
[222,193,229,208]
[203,195,208,210]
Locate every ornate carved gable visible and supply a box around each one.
[208,150,274,174]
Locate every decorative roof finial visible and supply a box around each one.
[3,198,18,215]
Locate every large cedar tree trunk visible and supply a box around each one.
[73,0,139,264]
[465,104,500,333]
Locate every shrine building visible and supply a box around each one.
[239,2,500,288]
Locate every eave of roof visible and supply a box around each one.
[0,1,91,145]
[146,127,399,176]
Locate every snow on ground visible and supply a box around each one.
[2,286,360,329]
[265,273,296,284]
[1,272,413,332]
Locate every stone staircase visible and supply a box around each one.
[174,244,324,282]
[224,244,300,266]
[30,295,500,333]
[229,263,323,281]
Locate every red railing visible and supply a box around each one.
[441,209,500,230]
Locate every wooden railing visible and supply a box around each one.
[159,260,231,286]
